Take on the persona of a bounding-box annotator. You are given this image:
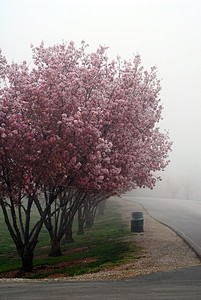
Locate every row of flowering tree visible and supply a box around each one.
[0,42,172,272]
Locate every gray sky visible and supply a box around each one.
[1,0,201,197]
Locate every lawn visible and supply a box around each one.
[0,200,142,279]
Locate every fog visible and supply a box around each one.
[1,0,201,200]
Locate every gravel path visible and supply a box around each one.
[0,197,200,283]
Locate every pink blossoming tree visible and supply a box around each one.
[0,42,172,271]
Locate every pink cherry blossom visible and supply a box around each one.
[0,39,172,209]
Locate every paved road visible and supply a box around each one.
[0,266,201,299]
[124,196,201,258]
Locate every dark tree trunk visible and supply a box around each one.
[97,200,106,216]
[0,197,38,274]
[65,227,74,243]
[21,248,34,272]
[62,220,74,244]
[85,210,94,228]
[77,221,84,235]
[77,207,85,235]
[49,238,62,257]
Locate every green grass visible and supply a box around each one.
[0,200,142,279]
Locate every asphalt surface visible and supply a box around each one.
[0,266,201,299]
[125,197,201,259]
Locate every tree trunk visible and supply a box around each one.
[97,200,106,216]
[62,221,74,244]
[49,238,62,257]
[77,221,84,235]
[85,211,94,228]
[77,207,85,235]
[19,246,34,273]
[65,228,74,243]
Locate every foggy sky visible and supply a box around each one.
[1,0,201,200]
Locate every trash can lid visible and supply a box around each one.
[131,212,144,219]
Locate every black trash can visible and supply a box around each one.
[131,212,144,232]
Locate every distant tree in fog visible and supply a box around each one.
[166,178,180,198]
